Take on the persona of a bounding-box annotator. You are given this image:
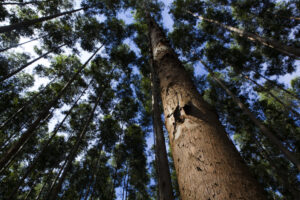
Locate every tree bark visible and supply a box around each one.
[150,46,174,200]
[0,7,85,34]
[47,94,101,200]
[148,15,267,200]
[187,11,300,58]
[0,44,65,83]
[200,61,300,171]
[0,45,103,172]
[7,81,91,199]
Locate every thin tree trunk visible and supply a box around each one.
[0,7,85,34]
[0,44,65,83]
[0,45,103,172]
[200,61,300,171]
[149,42,174,200]
[257,72,300,101]
[244,75,300,118]
[47,94,101,200]
[0,35,46,53]
[0,1,47,5]
[83,145,102,200]
[7,81,91,199]
[0,77,57,130]
[187,11,300,58]
[36,172,54,200]
[147,15,266,199]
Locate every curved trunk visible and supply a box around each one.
[7,81,91,199]
[0,7,84,34]
[187,11,300,58]
[201,62,300,171]
[148,16,266,200]
[244,75,300,118]
[0,44,65,83]
[47,94,101,200]
[0,45,103,172]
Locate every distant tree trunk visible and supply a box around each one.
[147,15,266,200]
[187,11,300,58]
[36,172,53,200]
[47,94,101,200]
[257,72,300,101]
[0,45,103,172]
[0,44,65,83]
[0,1,47,5]
[83,145,102,200]
[7,82,91,199]
[0,35,46,53]
[243,75,300,118]
[0,7,85,34]
[200,61,300,171]
[150,49,174,200]
[0,77,57,130]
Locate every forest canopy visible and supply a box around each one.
[0,0,299,199]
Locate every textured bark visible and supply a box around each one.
[148,16,266,200]
[0,44,65,83]
[7,82,91,199]
[187,11,300,58]
[0,7,84,34]
[200,62,300,171]
[150,60,174,200]
[244,75,300,118]
[0,45,102,172]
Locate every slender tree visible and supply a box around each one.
[47,94,101,200]
[200,60,300,171]
[0,45,103,172]
[0,7,85,34]
[0,44,65,83]
[187,11,300,58]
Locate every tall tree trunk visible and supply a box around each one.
[7,81,91,199]
[0,35,46,53]
[150,45,174,200]
[0,7,85,34]
[0,44,65,83]
[47,94,101,200]
[257,72,300,101]
[200,61,300,171]
[36,172,53,200]
[187,11,300,58]
[147,15,266,199]
[0,45,103,172]
[243,75,300,118]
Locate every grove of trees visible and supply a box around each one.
[0,0,299,199]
